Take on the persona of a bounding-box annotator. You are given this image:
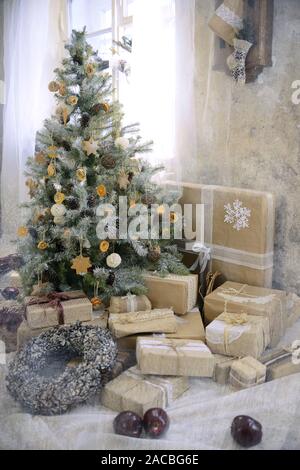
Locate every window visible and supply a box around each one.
[69,0,176,168]
[69,0,134,102]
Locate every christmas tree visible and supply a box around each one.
[17,29,188,302]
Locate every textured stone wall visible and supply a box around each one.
[184,0,300,293]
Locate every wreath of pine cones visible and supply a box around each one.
[6,322,117,415]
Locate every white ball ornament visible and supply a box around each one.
[115,137,130,150]
[106,253,122,269]
[50,204,66,217]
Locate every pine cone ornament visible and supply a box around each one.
[65,197,80,210]
[62,140,71,151]
[106,271,115,286]
[81,208,94,218]
[147,245,161,262]
[87,194,97,208]
[141,194,155,205]
[101,155,116,169]
[73,53,83,65]
[81,112,90,128]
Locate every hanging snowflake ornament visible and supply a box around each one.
[224,200,251,231]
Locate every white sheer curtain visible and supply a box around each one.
[129,0,196,181]
[1,0,68,240]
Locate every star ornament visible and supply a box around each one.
[118,170,130,190]
[82,138,98,156]
[71,255,92,275]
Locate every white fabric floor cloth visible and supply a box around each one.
[1,320,300,450]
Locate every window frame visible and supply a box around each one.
[68,0,133,101]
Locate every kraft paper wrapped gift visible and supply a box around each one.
[17,311,108,349]
[286,293,300,328]
[137,337,215,377]
[109,308,177,339]
[204,281,286,347]
[116,310,205,350]
[167,181,275,288]
[25,291,92,329]
[230,356,266,389]
[205,311,270,359]
[109,294,151,314]
[208,0,244,46]
[144,273,198,315]
[101,350,137,385]
[261,348,300,382]
[101,366,189,415]
[212,354,235,385]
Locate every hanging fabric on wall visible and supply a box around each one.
[1,0,68,239]
[208,0,244,46]
[227,38,253,84]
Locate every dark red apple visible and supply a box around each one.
[113,411,143,438]
[143,408,170,438]
[231,415,262,448]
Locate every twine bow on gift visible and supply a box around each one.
[223,311,248,325]
[221,301,249,354]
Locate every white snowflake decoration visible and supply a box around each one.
[224,200,251,231]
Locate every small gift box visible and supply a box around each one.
[144,273,198,315]
[261,348,300,382]
[116,310,205,351]
[108,308,177,339]
[166,310,205,341]
[25,291,92,329]
[109,294,152,314]
[206,310,270,359]
[212,354,235,385]
[102,350,137,385]
[137,336,215,377]
[86,310,108,329]
[230,356,267,389]
[101,366,189,415]
[204,281,286,347]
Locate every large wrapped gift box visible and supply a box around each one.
[17,311,108,350]
[212,354,235,385]
[109,308,177,339]
[109,294,151,314]
[137,336,215,377]
[230,356,266,389]
[208,0,244,46]
[261,348,300,381]
[25,291,92,329]
[116,310,205,351]
[167,181,275,288]
[101,366,189,415]
[206,311,270,359]
[144,273,198,315]
[204,281,286,347]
